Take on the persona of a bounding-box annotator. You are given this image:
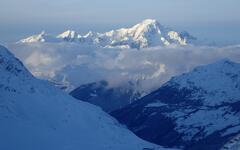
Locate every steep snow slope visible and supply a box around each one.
[0,45,171,150]
[19,19,196,48]
[112,59,240,150]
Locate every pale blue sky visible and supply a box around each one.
[1,0,240,45]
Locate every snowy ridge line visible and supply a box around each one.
[0,45,174,150]
[111,59,240,149]
[18,19,196,48]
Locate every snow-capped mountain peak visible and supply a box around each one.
[83,31,98,38]
[18,19,197,48]
[19,31,59,43]
[141,19,159,25]
[57,30,80,41]
[131,19,162,34]
[19,31,46,43]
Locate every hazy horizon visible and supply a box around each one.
[1,0,240,45]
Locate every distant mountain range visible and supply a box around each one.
[4,17,240,150]
[111,59,240,150]
[19,19,197,49]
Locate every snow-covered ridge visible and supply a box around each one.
[0,45,171,150]
[57,30,80,42]
[18,19,196,48]
[111,59,240,149]
[0,45,32,79]
[167,59,240,105]
[19,31,60,43]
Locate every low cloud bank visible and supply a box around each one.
[9,43,240,92]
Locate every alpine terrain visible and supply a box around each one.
[0,45,172,150]
[19,19,196,49]
[112,59,240,150]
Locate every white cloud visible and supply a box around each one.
[8,43,240,93]
[26,51,55,66]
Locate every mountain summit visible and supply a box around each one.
[19,31,59,43]
[19,19,196,48]
[57,30,80,42]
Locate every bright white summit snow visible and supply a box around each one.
[19,19,196,48]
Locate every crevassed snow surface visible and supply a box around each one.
[0,45,171,150]
[18,19,196,48]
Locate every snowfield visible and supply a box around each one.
[0,45,172,150]
[111,59,240,149]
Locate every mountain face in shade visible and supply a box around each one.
[0,45,172,150]
[70,80,142,112]
[111,59,240,150]
[19,19,196,48]
[221,133,240,150]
